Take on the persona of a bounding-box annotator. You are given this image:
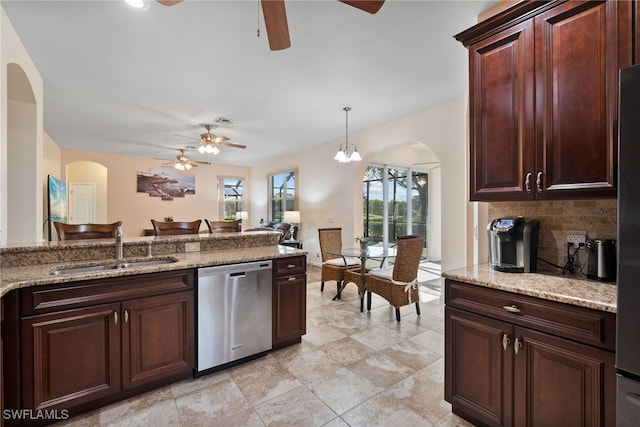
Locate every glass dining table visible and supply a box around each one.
[327,246,397,312]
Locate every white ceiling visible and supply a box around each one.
[2,0,496,167]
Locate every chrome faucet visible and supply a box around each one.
[115,226,124,260]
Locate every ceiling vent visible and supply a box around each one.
[213,116,236,127]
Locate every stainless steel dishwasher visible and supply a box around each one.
[196,260,272,375]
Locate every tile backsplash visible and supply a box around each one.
[487,199,617,271]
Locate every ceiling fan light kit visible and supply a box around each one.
[335,106,361,163]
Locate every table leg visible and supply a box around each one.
[359,258,366,312]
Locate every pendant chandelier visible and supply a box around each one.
[334,107,361,163]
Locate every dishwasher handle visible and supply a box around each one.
[229,272,247,278]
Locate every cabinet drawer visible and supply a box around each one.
[445,280,616,351]
[21,270,195,316]
[273,256,306,277]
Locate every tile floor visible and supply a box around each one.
[56,264,473,427]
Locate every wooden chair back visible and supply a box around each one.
[54,221,122,241]
[318,227,343,262]
[151,219,201,236]
[205,219,242,233]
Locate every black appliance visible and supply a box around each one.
[585,239,616,282]
[617,63,640,424]
[487,217,540,273]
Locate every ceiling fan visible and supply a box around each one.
[157,149,211,171]
[175,124,246,155]
[156,0,385,50]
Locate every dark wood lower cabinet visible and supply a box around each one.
[6,270,195,426]
[272,256,307,349]
[122,290,194,390]
[445,279,616,427]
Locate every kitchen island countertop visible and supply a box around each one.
[442,263,616,313]
[0,232,305,298]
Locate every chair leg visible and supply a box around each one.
[395,308,401,322]
[415,302,421,316]
[366,291,372,311]
[321,281,325,292]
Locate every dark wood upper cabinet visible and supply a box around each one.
[457,0,632,201]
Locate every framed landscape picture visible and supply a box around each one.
[47,175,67,240]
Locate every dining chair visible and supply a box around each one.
[205,219,242,233]
[151,219,201,236]
[365,235,424,322]
[54,221,122,241]
[318,227,360,293]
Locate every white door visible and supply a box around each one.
[69,182,96,224]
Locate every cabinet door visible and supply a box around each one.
[273,274,306,345]
[468,20,535,201]
[534,1,624,199]
[121,291,194,390]
[445,307,514,427]
[513,327,616,427]
[22,303,121,410]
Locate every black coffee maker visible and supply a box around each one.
[488,217,540,273]
[586,239,616,282]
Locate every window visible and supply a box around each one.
[218,177,244,220]
[362,164,428,256]
[268,170,297,222]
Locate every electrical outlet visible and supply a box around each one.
[567,231,587,246]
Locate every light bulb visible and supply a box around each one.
[197,145,206,154]
[124,0,145,8]
[205,144,215,154]
[212,146,221,155]
[349,148,362,162]
[174,163,184,171]
[184,163,192,170]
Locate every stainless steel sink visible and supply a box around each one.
[50,258,178,275]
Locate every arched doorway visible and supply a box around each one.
[357,142,441,262]
[6,63,39,243]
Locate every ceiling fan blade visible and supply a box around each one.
[338,0,385,14]
[192,161,211,165]
[261,0,291,51]
[157,0,183,6]
[218,141,247,149]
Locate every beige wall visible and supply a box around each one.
[250,99,470,271]
[61,150,251,237]
[1,9,44,244]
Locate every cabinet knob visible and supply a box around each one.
[514,338,523,355]
[124,309,129,324]
[287,264,296,269]
[114,311,118,325]
[536,172,543,193]
[503,304,521,313]
[525,173,532,193]
[288,276,296,281]
[502,333,511,350]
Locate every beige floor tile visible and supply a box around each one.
[435,413,476,427]
[382,362,451,424]
[350,324,407,352]
[96,387,174,425]
[341,393,433,427]
[170,369,231,398]
[277,347,345,384]
[320,417,350,427]
[232,362,303,405]
[174,378,251,425]
[253,386,336,426]
[321,336,376,365]
[381,339,441,371]
[302,323,348,347]
[206,408,266,427]
[348,352,416,389]
[410,329,445,356]
[306,366,384,415]
[102,399,181,427]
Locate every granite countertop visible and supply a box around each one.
[0,242,305,298]
[442,263,617,313]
